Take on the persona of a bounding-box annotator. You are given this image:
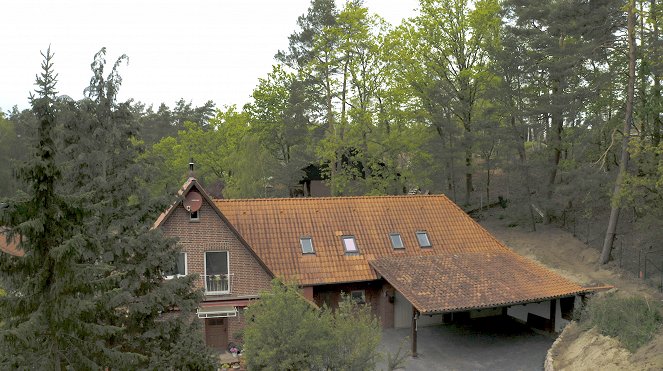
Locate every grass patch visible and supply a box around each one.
[578,292,662,352]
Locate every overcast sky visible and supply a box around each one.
[1,0,418,112]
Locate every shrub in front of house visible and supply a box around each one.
[243,279,381,370]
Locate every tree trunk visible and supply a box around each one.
[600,0,636,265]
[464,113,473,206]
[653,0,662,146]
[546,34,566,223]
[486,157,491,204]
[325,72,337,195]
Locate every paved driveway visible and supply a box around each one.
[377,316,555,371]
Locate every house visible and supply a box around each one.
[154,176,598,354]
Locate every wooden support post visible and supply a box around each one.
[411,307,419,358]
[550,299,557,332]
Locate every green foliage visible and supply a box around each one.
[579,292,662,352]
[0,115,15,196]
[244,280,330,370]
[385,337,409,371]
[0,48,216,370]
[244,279,381,371]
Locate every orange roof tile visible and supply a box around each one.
[370,252,588,314]
[0,228,23,257]
[214,195,516,286]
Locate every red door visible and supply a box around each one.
[205,317,228,351]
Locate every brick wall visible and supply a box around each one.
[160,189,273,349]
[161,194,272,297]
[227,309,247,345]
[312,280,394,328]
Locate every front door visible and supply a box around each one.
[205,317,228,351]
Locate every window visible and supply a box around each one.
[165,252,187,279]
[416,231,431,247]
[351,290,366,304]
[190,209,199,221]
[300,237,315,254]
[205,251,229,294]
[389,233,404,249]
[342,236,358,254]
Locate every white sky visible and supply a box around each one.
[1,0,418,112]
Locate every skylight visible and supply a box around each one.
[300,237,314,254]
[416,231,431,247]
[342,236,358,253]
[389,233,404,249]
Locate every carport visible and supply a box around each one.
[370,250,597,357]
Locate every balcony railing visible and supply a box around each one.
[203,274,233,295]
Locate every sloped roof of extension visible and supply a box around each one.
[370,252,592,315]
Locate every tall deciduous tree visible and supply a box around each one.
[601,0,637,264]
[392,0,501,205]
[245,64,311,192]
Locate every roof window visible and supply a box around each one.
[416,231,431,248]
[389,233,404,249]
[342,236,358,254]
[300,237,315,254]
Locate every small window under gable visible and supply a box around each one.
[190,209,199,221]
[416,231,431,247]
[389,233,404,249]
[300,236,315,254]
[342,235,358,254]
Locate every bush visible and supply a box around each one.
[579,292,662,352]
[244,279,381,370]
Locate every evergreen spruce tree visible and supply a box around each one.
[0,48,132,369]
[59,48,216,370]
[0,48,216,370]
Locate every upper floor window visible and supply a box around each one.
[300,237,315,254]
[205,251,230,294]
[416,231,431,248]
[389,233,404,249]
[190,209,199,221]
[165,252,187,279]
[342,236,358,254]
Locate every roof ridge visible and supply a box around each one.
[212,194,449,202]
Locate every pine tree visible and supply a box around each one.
[0,48,216,370]
[0,48,133,369]
[59,48,216,369]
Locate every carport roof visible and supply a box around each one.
[370,251,592,315]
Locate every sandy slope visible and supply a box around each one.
[478,210,663,370]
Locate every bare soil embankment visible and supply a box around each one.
[478,210,663,371]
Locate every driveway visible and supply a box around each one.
[377,316,556,371]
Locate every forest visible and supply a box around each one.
[1,0,662,269]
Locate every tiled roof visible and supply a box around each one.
[214,195,515,286]
[0,229,23,257]
[370,252,588,314]
[153,177,196,229]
